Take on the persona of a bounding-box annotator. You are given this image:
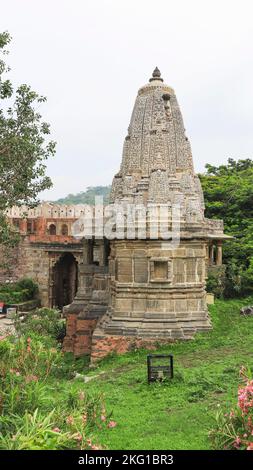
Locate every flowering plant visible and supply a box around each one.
[0,333,116,449]
[210,366,253,450]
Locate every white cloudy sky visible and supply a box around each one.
[1,0,253,200]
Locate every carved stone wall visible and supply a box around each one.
[61,69,230,361]
[89,68,230,361]
[0,206,83,307]
[90,238,210,360]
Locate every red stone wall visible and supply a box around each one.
[63,314,98,356]
[0,213,83,306]
[90,335,175,363]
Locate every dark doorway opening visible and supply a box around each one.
[49,224,56,235]
[52,253,78,309]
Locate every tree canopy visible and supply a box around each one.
[0,31,56,246]
[200,158,253,297]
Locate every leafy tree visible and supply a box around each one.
[200,158,253,297]
[0,31,56,247]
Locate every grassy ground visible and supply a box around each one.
[52,296,253,450]
[4,297,250,449]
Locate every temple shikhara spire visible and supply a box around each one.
[110,67,200,214]
[3,69,230,361]
[61,68,230,360]
[86,68,229,361]
[149,66,163,81]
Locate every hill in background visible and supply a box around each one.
[53,185,111,205]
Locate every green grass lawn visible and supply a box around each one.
[53,296,253,450]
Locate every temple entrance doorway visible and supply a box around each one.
[52,253,78,309]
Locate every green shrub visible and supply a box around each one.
[0,278,38,303]
[0,335,112,450]
[223,262,243,298]
[15,307,66,342]
[0,335,58,397]
[16,278,38,299]
[200,158,253,299]
[0,409,74,450]
[0,289,29,303]
[206,268,226,298]
[0,409,99,450]
[210,367,253,450]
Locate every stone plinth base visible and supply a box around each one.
[90,310,212,362]
[91,331,178,363]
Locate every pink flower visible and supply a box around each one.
[86,439,92,446]
[10,368,20,376]
[247,442,253,450]
[25,375,38,383]
[27,337,31,343]
[108,420,117,428]
[238,380,253,414]
[235,436,241,446]
[91,444,100,450]
[73,432,82,442]
[53,427,61,433]
[101,415,106,422]
[82,414,87,424]
[66,415,74,425]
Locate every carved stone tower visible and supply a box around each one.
[90,68,228,360]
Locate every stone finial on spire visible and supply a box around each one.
[149,67,164,82]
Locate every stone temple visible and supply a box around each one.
[63,68,228,361]
[1,68,229,361]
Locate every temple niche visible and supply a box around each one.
[63,68,231,361]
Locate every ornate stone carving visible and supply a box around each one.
[91,69,229,361]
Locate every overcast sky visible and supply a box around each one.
[1,0,253,200]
